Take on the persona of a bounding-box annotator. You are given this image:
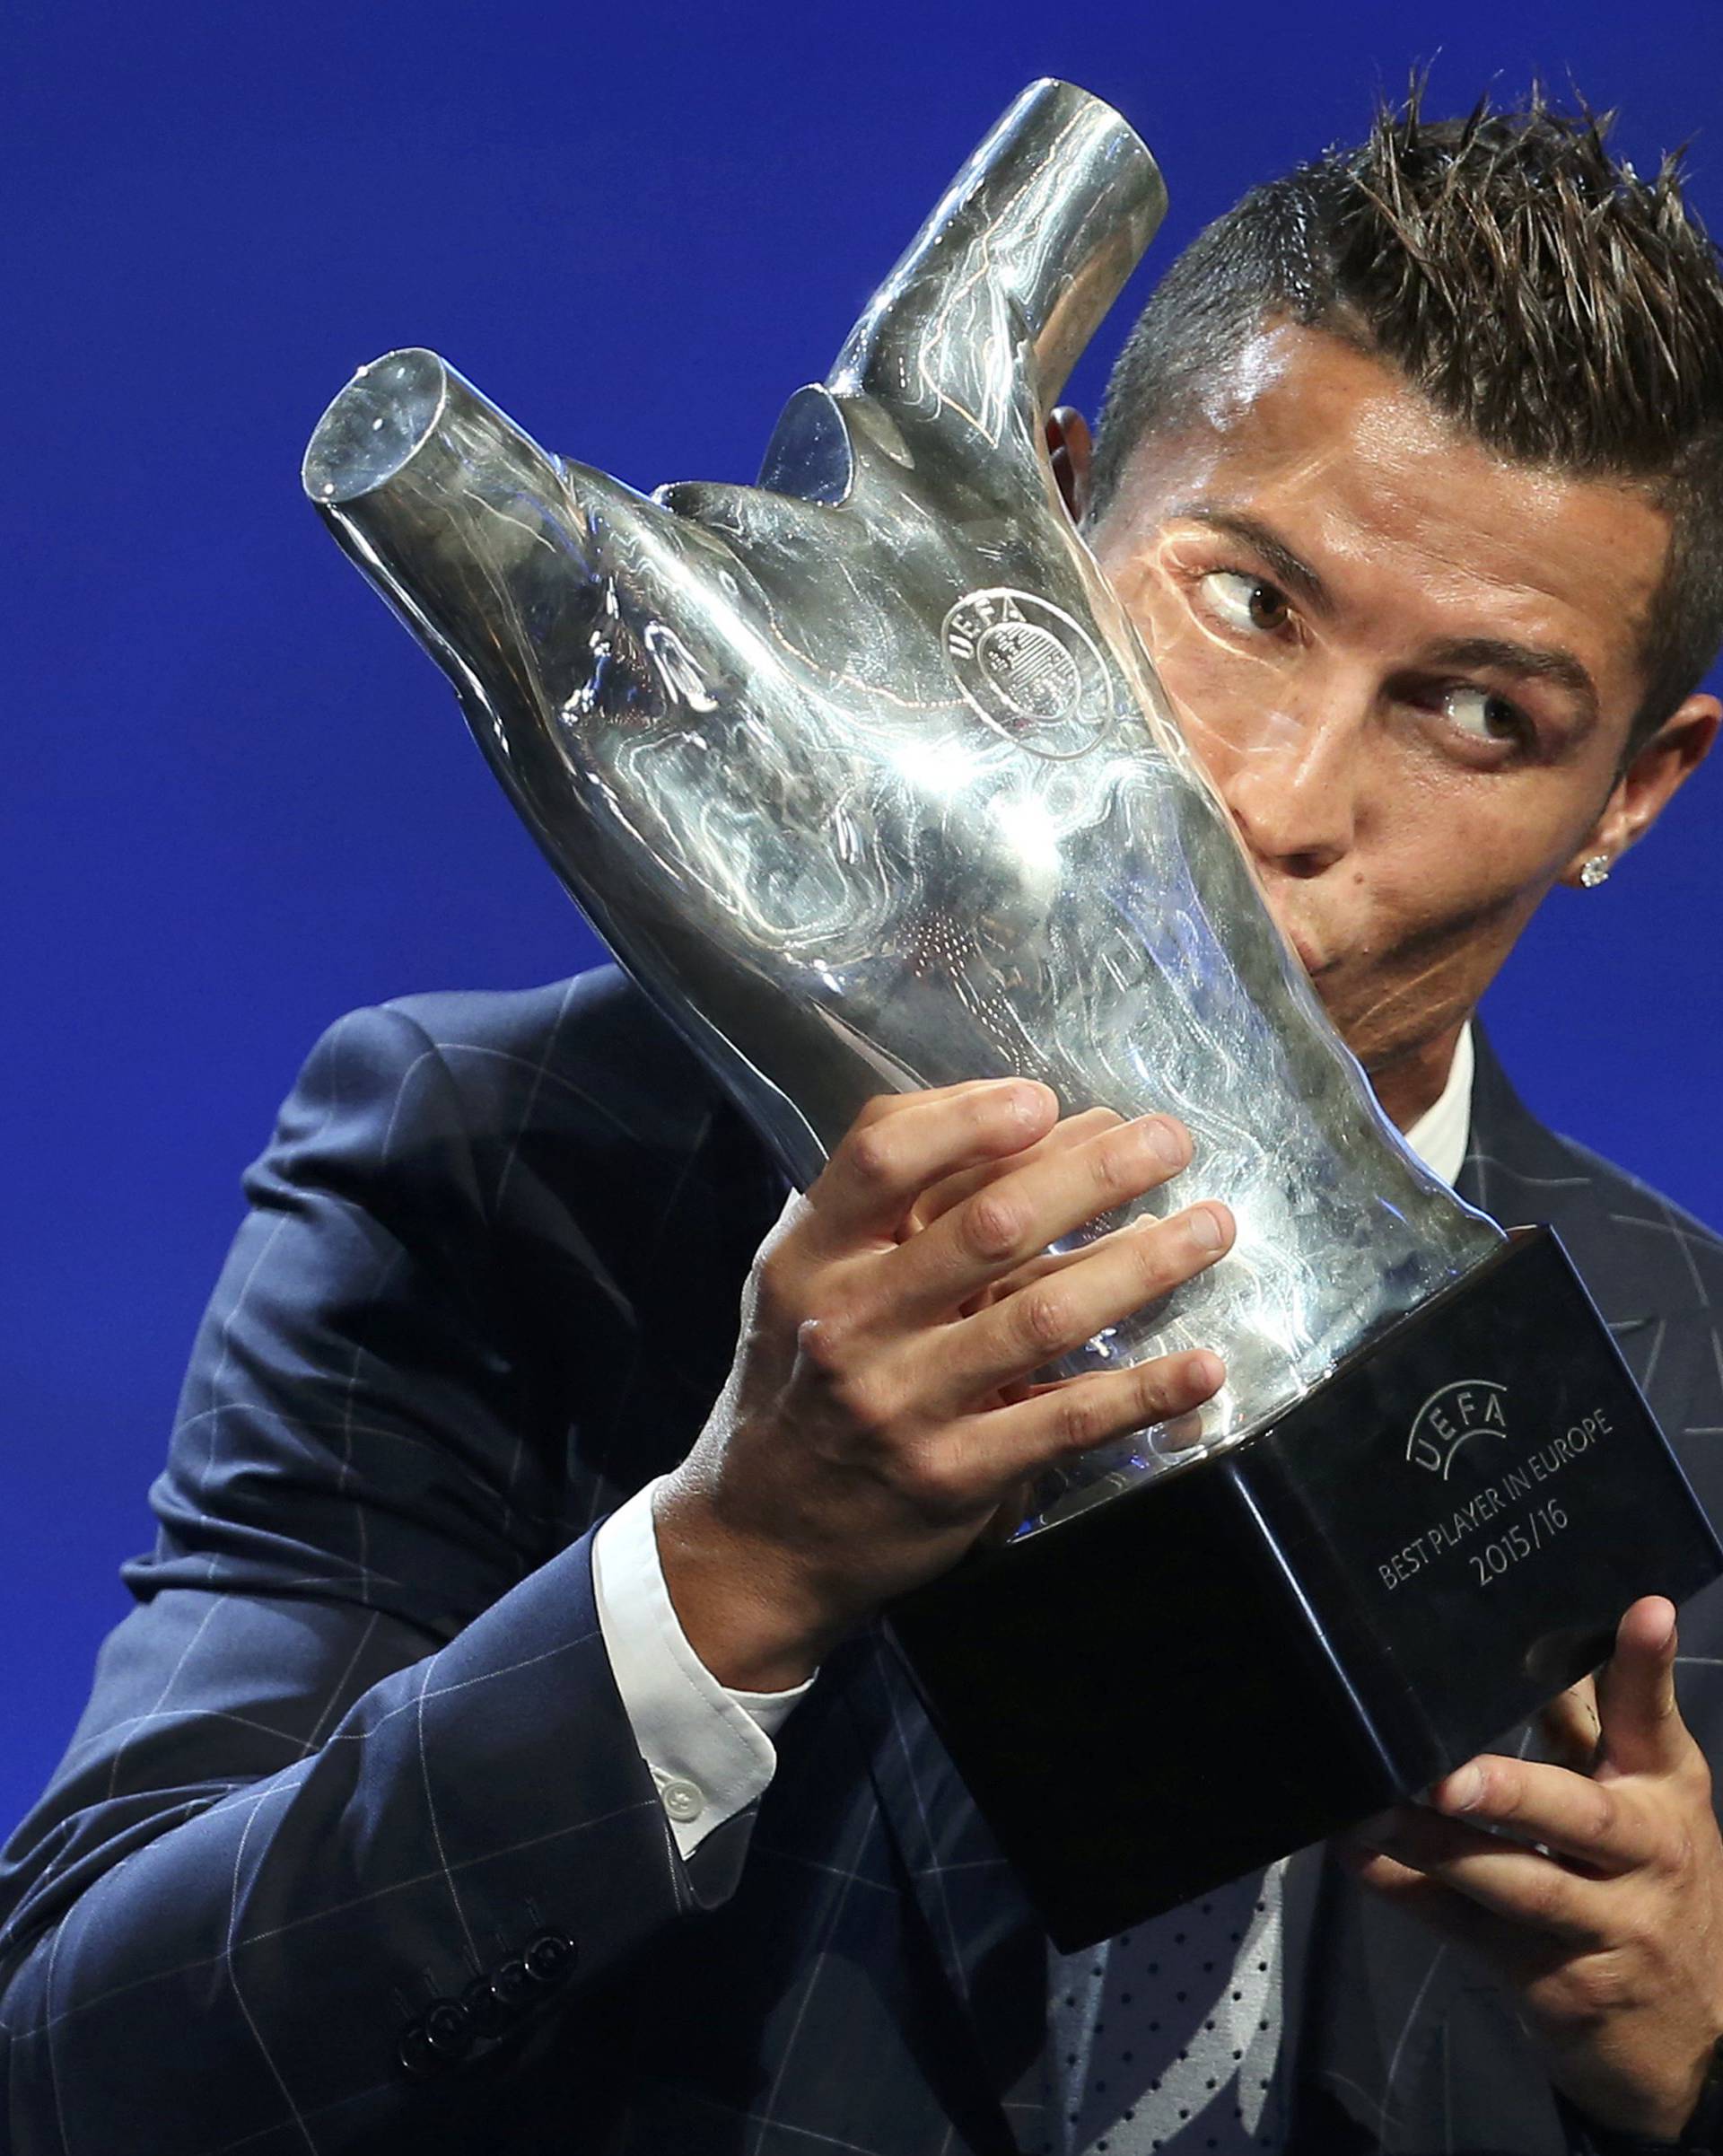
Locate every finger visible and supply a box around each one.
[906,1108,1124,1236]
[952,1208,1167,1318]
[1335,1836,1565,1975]
[923,1200,1234,1406]
[1346,1801,1611,1947]
[1423,1751,1657,1875]
[805,1081,1058,1248]
[1596,1598,1689,1781]
[883,1111,1197,1322]
[935,1349,1227,1501]
[1536,1676,1601,1775]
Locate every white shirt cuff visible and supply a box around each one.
[590,1473,816,1860]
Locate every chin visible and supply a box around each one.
[1307,973,1395,1068]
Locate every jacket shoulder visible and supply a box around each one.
[278,962,783,1308]
[380,965,719,1136]
[267,965,733,1186]
[1465,1034,1723,1323]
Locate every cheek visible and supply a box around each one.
[1379,770,1593,907]
[1359,782,1561,926]
[1333,807,1569,1041]
[1107,555,1300,757]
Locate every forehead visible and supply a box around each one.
[1103,321,1671,693]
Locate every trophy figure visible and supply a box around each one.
[302,79,1721,1947]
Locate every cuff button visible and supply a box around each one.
[397,2020,438,2081]
[424,1997,473,2060]
[461,1974,512,2038]
[522,1931,576,1990]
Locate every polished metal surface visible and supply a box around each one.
[303,78,1501,1532]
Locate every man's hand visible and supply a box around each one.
[654,1079,1232,1692]
[1342,1599,1723,2139]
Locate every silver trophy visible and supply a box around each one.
[303,79,1719,1946]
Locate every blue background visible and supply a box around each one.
[4,0,1721,1836]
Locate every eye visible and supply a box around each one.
[1198,570,1292,636]
[1438,684,1529,746]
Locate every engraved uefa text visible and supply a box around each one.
[942,589,1115,759]
[1378,1406,1615,1593]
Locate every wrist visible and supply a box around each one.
[1570,2038,1723,2154]
[1675,2034,1723,2152]
[652,1475,843,1692]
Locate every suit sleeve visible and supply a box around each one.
[0,1001,709,2155]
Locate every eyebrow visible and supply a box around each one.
[1171,504,1334,616]
[1419,636,1599,727]
[1175,503,1601,725]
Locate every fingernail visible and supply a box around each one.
[1186,1204,1226,1252]
[1003,1080,1054,1125]
[1441,1765,1483,1810]
[1187,1351,1225,1394]
[1141,1115,1187,1170]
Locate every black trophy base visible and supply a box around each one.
[888,1227,1722,1950]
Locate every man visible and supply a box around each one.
[3,90,1723,2155]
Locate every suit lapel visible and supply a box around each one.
[844,1633,1045,2153]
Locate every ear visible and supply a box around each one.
[1560,691,1721,887]
[1046,406,1093,527]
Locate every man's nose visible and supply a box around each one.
[1202,688,1369,881]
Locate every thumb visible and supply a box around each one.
[1595,1596,1686,1778]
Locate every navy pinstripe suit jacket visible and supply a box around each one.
[3,967,1721,2156]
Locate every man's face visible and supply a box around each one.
[1087,322,1684,1091]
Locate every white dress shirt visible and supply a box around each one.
[592,1026,1476,1860]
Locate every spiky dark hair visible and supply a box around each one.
[1089,87,1723,744]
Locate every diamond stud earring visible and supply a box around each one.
[1580,854,1612,890]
